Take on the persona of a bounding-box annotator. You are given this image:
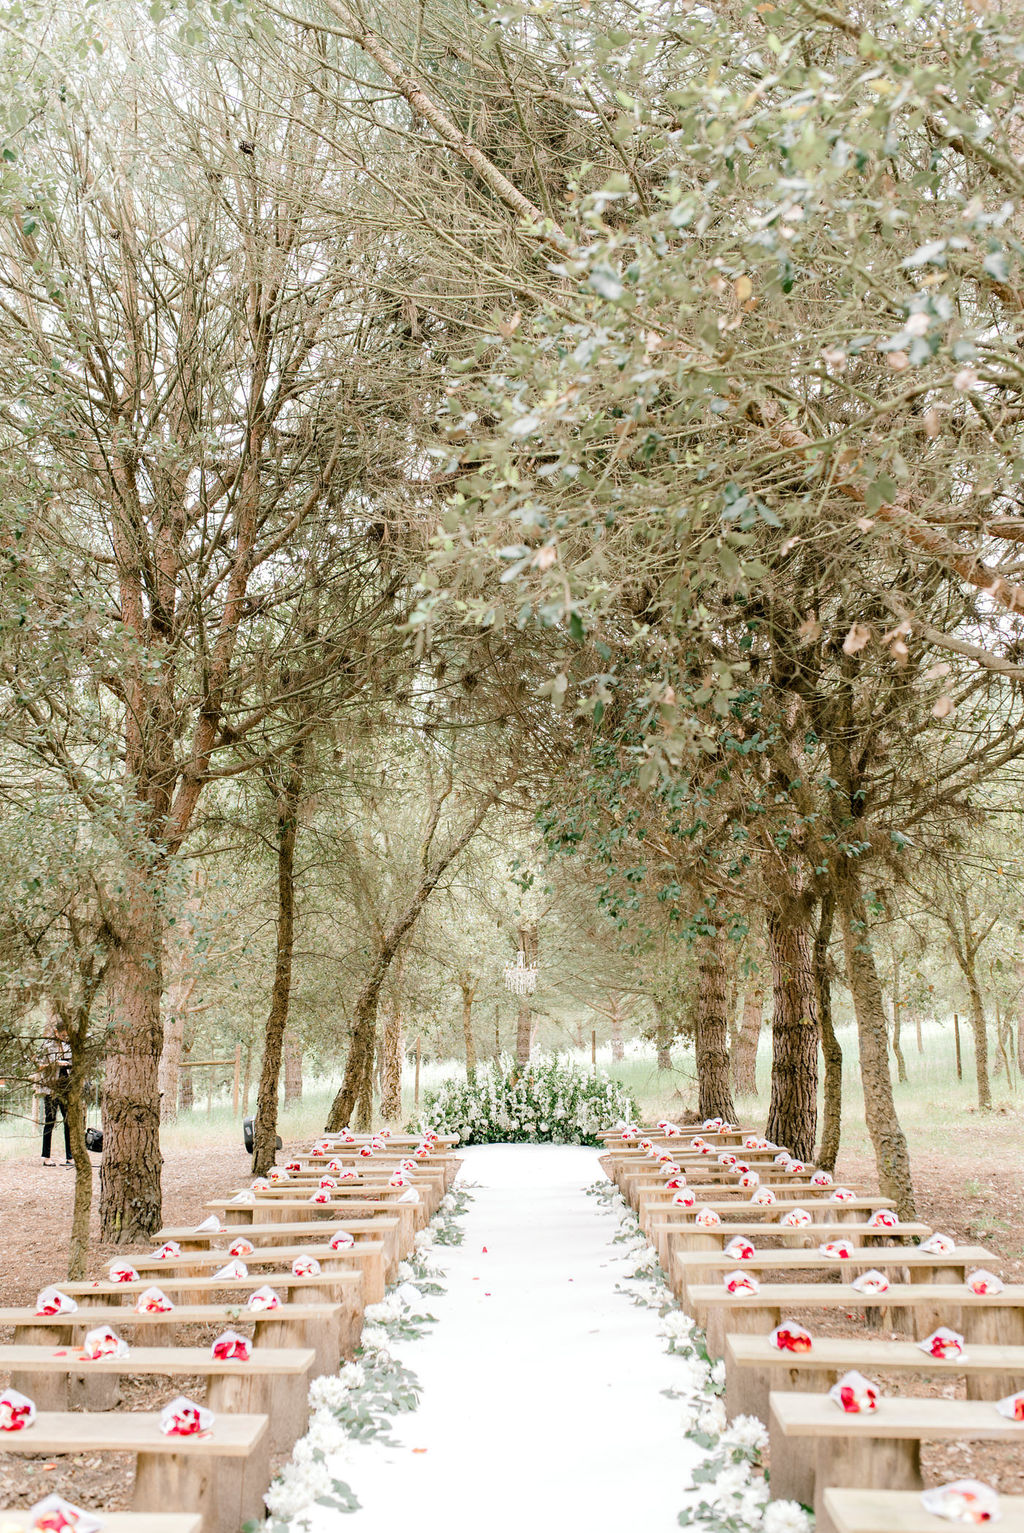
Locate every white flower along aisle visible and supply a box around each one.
[418,1055,638,1146]
[257,1189,472,1530]
[589,1180,812,1533]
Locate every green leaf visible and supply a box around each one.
[588,263,625,301]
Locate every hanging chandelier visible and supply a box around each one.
[503,950,537,995]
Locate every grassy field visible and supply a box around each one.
[2,1020,1020,1169]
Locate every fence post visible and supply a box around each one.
[953,1013,963,1081]
[414,1036,421,1106]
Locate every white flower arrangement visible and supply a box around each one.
[418,1054,637,1146]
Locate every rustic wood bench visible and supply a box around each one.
[0,1515,202,1533]
[686,1280,1024,1357]
[0,1343,314,1451]
[650,1219,932,1274]
[61,1268,362,1358]
[0,1299,345,1378]
[157,1216,402,1275]
[822,1487,1024,1533]
[725,1332,1024,1420]
[207,1194,419,1250]
[643,1196,896,1242]
[261,1171,445,1215]
[127,1238,388,1303]
[769,1390,1024,1533]
[671,1244,993,1302]
[0,1410,268,1533]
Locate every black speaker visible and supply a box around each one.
[243,1118,281,1154]
[85,1126,103,1152]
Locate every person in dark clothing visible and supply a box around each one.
[39,1027,73,1166]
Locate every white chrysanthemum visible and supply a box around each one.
[658,1311,695,1340]
[364,1294,405,1325]
[414,1229,435,1252]
[711,1461,751,1500]
[307,1364,364,1411]
[264,1456,336,1518]
[697,1397,727,1435]
[722,1414,768,1453]
[359,1324,392,1354]
[763,1501,813,1533]
[711,1358,727,1388]
[397,1261,415,1282]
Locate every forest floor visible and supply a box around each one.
[0,1120,1022,1515]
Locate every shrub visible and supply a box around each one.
[415,1055,638,1147]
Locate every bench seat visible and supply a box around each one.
[0,1300,345,1377]
[770,1390,1024,1533]
[823,1487,1024,1533]
[0,1515,202,1533]
[671,1244,994,1301]
[156,1216,401,1275]
[0,1410,268,1533]
[725,1332,1024,1419]
[686,1280,1024,1357]
[0,1343,314,1450]
[650,1219,932,1272]
[125,1239,387,1302]
[206,1195,419,1249]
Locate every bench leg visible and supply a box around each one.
[134,1451,215,1533]
[727,1364,835,1426]
[705,1303,777,1360]
[223,1208,254,1226]
[813,1435,921,1533]
[207,1372,307,1453]
[10,1369,68,1411]
[768,1414,815,1507]
[962,1306,1024,1397]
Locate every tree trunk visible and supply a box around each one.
[158,973,195,1124]
[460,980,478,1081]
[765,909,819,1163]
[695,934,737,1122]
[609,1001,624,1062]
[839,879,916,1218]
[380,1005,402,1119]
[732,985,762,1096]
[891,955,908,1084]
[283,1033,303,1104]
[326,787,499,1132]
[99,871,165,1242]
[814,894,842,1173]
[252,764,301,1176]
[654,1001,673,1071]
[964,965,992,1110]
[915,1011,924,1055]
[178,1037,194,1112]
[66,1064,92,1281]
[516,997,532,1068]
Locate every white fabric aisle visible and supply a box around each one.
[344,1143,700,1533]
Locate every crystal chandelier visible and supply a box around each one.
[503,950,537,995]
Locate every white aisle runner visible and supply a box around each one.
[345,1143,699,1533]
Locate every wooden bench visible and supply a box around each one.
[156,1216,402,1276]
[671,1244,993,1302]
[207,1195,419,1250]
[643,1197,896,1242]
[769,1391,1024,1533]
[0,1343,314,1451]
[261,1171,446,1215]
[126,1238,388,1303]
[0,1516,202,1533]
[0,1410,268,1533]
[62,1268,364,1357]
[725,1333,1024,1420]
[823,1487,1024,1533]
[0,1300,345,1378]
[686,1280,1024,1357]
[650,1219,932,1274]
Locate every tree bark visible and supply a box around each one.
[609,999,624,1062]
[654,1001,673,1071]
[814,894,842,1173]
[891,954,908,1084]
[839,879,916,1218]
[765,909,819,1163]
[326,787,501,1131]
[99,870,164,1242]
[460,978,478,1081]
[516,997,532,1068]
[695,933,737,1122]
[252,762,301,1176]
[380,1005,402,1120]
[732,985,762,1097]
[963,965,992,1110]
[178,1041,194,1112]
[283,1033,303,1104]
